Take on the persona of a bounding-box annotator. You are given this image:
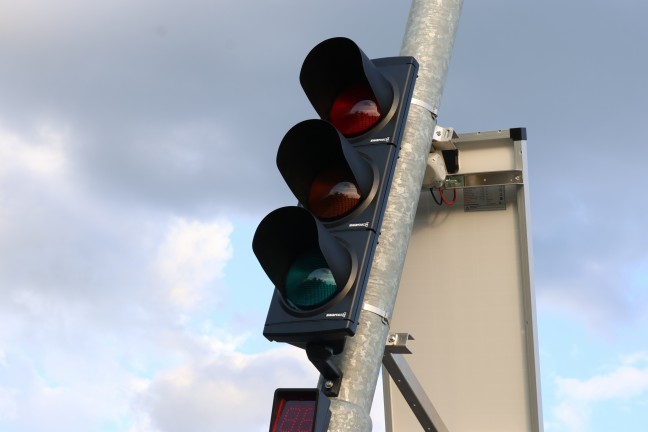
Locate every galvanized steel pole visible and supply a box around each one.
[324,1,464,430]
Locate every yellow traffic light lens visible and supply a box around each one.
[285,249,339,310]
[308,167,361,221]
[329,84,382,137]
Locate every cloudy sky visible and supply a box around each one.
[1,0,648,431]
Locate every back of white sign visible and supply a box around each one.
[383,129,543,432]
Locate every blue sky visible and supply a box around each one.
[1,0,648,431]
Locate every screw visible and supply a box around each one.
[388,334,397,344]
[324,380,334,389]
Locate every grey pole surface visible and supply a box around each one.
[324,1,464,431]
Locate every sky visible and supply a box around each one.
[1,0,648,431]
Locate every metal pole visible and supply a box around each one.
[324,1,464,430]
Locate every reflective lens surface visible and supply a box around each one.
[285,249,338,310]
[329,84,381,136]
[308,167,361,221]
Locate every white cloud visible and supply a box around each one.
[0,124,68,178]
[0,73,386,432]
[0,113,324,432]
[0,121,249,431]
[154,218,233,309]
[139,346,317,432]
[536,256,648,339]
[557,366,648,402]
[550,353,648,431]
[0,387,17,421]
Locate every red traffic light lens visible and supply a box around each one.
[308,167,361,221]
[285,249,339,311]
[329,84,382,136]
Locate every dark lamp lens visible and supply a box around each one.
[284,249,339,310]
[308,167,361,221]
[329,84,381,136]
[271,400,316,432]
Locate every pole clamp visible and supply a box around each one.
[411,98,438,119]
[362,303,390,325]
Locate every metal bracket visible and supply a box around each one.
[427,125,459,176]
[431,125,458,151]
[386,332,414,354]
[444,170,523,189]
[362,302,390,325]
[411,98,438,119]
[307,344,343,397]
[383,333,449,432]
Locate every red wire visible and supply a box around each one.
[438,188,456,205]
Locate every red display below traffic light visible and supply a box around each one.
[269,389,330,432]
[271,399,316,432]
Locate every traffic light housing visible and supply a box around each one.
[253,37,418,353]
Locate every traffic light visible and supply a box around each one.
[253,37,418,354]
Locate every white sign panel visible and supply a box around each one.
[383,129,542,432]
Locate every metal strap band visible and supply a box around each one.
[362,303,390,325]
[411,98,438,118]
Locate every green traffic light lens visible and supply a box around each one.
[329,83,382,137]
[285,249,339,311]
[308,166,361,221]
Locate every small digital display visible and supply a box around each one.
[271,399,316,432]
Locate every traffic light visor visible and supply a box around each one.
[300,37,393,137]
[278,120,373,223]
[253,207,355,313]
